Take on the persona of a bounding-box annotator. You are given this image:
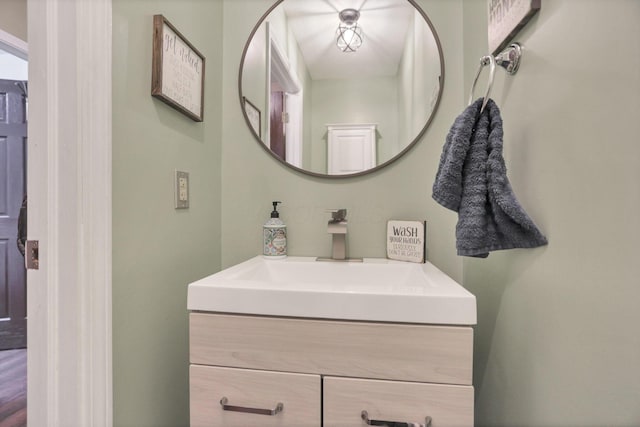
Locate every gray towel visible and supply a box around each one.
[432,98,548,258]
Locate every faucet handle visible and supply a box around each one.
[327,209,347,221]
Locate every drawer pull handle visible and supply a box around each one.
[219,397,284,416]
[361,410,432,427]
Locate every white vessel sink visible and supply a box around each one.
[188,256,476,325]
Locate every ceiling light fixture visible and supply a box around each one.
[336,9,363,53]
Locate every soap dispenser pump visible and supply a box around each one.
[263,201,287,259]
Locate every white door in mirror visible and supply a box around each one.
[327,124,376,175]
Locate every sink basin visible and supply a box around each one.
[188,256,476,325]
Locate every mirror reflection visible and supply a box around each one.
[240,0,443,177]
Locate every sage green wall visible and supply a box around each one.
[113,1,639,426]
[112,1,223,426]
[241,21,267,138]
[0,0,27,41]
[462,1,640,426]
[398,11,417,149]
[222,0,464,281]
[398,9,441,150]
[311,76,399,171]
[294,41,313,171]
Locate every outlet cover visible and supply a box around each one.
[175,170,189,209]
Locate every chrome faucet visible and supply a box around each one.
[317,209,362,262]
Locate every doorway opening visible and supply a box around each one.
[0,28,28,427]
[267,24,303,168]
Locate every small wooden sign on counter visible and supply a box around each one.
[386,220,426,263]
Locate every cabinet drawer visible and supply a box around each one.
[324,376,474,427]
[190,313,473,385]
[190,365,321,427]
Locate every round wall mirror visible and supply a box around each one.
[239,0,444,178]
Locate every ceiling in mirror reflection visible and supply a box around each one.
[282,0,415,80]
[240,0,444,177]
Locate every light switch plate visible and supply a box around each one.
[175,170,189,209]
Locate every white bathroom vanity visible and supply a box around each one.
[188,256,477,427]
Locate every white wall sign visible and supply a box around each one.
[488,0,540,55]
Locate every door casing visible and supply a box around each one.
[27,1,112,426]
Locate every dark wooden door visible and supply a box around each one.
[0,79,27,350]
[270,91,286,161]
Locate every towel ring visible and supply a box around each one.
[469,55,496,114]
[468,43,523,114]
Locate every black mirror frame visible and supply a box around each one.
[238,0,445,179]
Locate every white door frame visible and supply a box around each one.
[27,1,112,426]
[284,91,303,167]
[0,28,28,60]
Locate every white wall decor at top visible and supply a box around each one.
[488,0,540,54]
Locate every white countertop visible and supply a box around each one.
[188,256,476,325]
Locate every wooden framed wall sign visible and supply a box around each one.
[152,14,205,121]
[488,0,540,55]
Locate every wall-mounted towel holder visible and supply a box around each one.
[469,43,522,113]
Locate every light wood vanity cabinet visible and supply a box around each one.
[190,365,321,426]
[190,313,474,427]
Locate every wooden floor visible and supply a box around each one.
[0,349,26,427]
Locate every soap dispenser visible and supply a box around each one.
[263,201,287,259]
